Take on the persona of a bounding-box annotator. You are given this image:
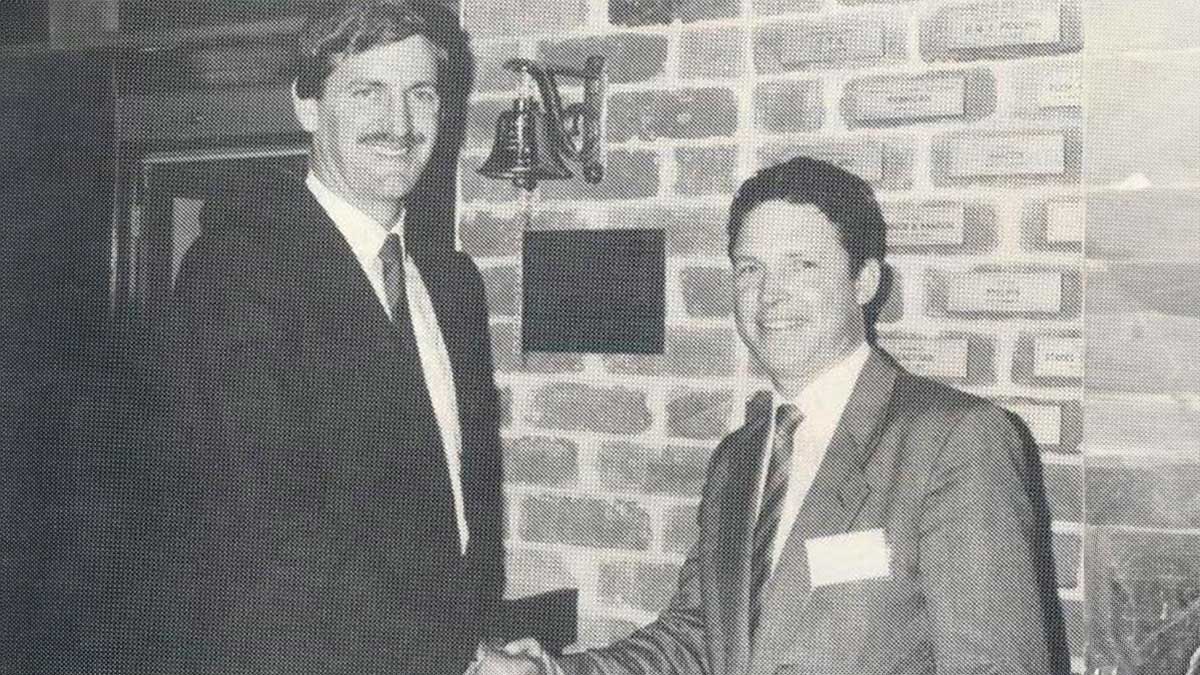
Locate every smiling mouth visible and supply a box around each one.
[366,143,416,157]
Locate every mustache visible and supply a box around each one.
[357,132,427,149]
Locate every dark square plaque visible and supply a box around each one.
[522,228,665,354]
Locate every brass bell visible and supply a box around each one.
[478,96,572,191]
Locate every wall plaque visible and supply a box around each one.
[882,337,970,379]
[947,271,1063,313]
[1034,336,1082,378]
[944,0,1062,50]
[1037,67,1081,109]
[852,75,966,122]
[791,142,884,181]
[1045,200,1082,243]
[1005,402,1062,446]
[778,20,885,64]
[885,202,965,246]
[947,133,1065,177]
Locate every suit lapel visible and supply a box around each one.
[749,350,900,669]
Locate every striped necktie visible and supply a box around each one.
[378,233,407,321]
[749,403,803,632]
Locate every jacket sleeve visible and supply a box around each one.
[916,404,1067,675]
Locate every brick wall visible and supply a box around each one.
[458,0,1092,668]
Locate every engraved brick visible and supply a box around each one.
[1005,400,1064,447]
[1085,189,1200,260]
[919,0,1083,62]
[933,130,1082,185]
[842,70,995,127]
[878,332,995,384]
[608,88,738,142]
[464,0,588,37]
[595,442,711,497]
[604,326,737,378]
[948,271,1061,313]
[926,267,1082,318]
[759,139,912,187]
[674,146,737,196]
[666,388,733,440]
[882,202,997,251]
[754,16,906,73]
[754,80,825,133]
[597,560,682,612]
[539,34,669,84]
[539,150,661,201]
[679,267,734,318]
[519,495,652,550]
[504,435,579,487]
[679,27,744,80]
[526,383,653,434]
[1006,58,1082,121]
[1032,334,1082,380]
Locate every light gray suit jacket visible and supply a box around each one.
[560,349,1068,675]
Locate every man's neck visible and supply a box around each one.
[311,171,403,228]
[774,340,868,401]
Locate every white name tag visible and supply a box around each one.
[806,528,892,587]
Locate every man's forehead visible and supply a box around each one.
[328,35,440,80]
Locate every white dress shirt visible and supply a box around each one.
[755,342,872,573]
[306,173,469,555]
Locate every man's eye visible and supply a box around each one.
[351,87,379,100]
[735,263,759,276]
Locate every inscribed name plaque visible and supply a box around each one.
[778,20,885,65]
[852,76,966,123]
[947,134,1065,177]
[1045,200,1082,243]
[791,142,884,182]
[885,203,965,247]
[883,338,970,379]
[944,0,1062,50]
[1006,402,1062,446]
[1038,67,1081,109]
[947,271,1063,313]
[1034,336,1082,378]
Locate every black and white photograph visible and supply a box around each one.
[0,1,1197,674]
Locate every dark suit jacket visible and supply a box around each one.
[562,349,1068,675]
[147,170,504,675]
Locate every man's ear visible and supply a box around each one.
[854,258,883,307]
[292,81,320,133]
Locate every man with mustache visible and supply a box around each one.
[156,2,504,673]
[477,157,1068,675]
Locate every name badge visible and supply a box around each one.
[805,528,891,588]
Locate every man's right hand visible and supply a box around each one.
[469,642,544,675]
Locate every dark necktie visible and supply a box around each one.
[749,403,804,633]
[379,233,408,322]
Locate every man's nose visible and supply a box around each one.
[385,92,413,135]
[760,264,792,303]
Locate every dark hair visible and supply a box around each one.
[726,156,887,276]
[294,0,469,101]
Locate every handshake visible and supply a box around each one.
[466,639,561,675]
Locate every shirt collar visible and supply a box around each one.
[306,172,406,262]
[780,342,872,423]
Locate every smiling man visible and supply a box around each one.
[153,2,504,674]
[481,157,1068,675]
